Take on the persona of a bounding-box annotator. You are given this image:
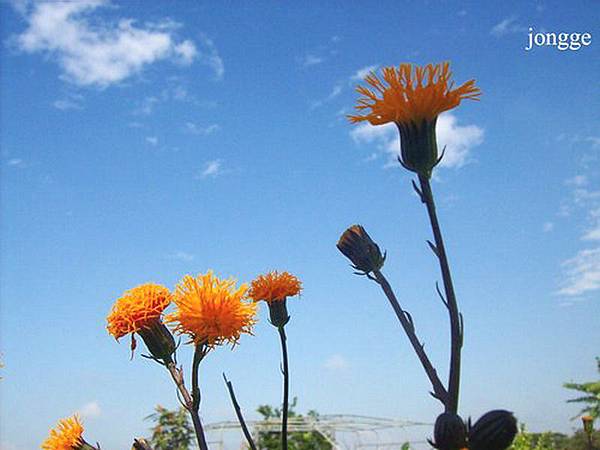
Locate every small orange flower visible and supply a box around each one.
[166,271,257,347]
[248,271,302,303]
[41,415,84,450]
[349,62,480,126]
[106,283,172,340]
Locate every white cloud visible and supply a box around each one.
[324,354,348,370]
[77,401,101,419]
[543,222,554,232]
[168,251,195,262]
[587,136,600,148]
[351,65,378,81]
[200,159,222,179]
[145,136,158,146]
[558,248,600,297]
[185,122,220,136]
[174,39,197,65]
[13,0,199,87]
[491,16,527,37]
[349,113,484,170]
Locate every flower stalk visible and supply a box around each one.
[278,324,290,450]
[417,174,463,414]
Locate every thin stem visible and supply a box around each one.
[278,326,289,450]
[192,344,205,411]
[418,174,462,414]
[372,269,448,405]
[166,362,209,450]
[223,373,258,450]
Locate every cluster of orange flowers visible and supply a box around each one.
[42,61,481,450]
[106,270,301,349]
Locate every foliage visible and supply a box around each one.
[564,357,600,419]
[146,405,194,450]
[255,398,333,450]
[509,424,600,450]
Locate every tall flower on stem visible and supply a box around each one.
[347,62,479,415]
[166,271,257,450]
[248,271,302,450]
[42,415,98,450]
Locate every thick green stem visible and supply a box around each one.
[278,326,289,450]
[418,174,462,414]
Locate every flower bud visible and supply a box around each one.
[468,410,518,450]
[430,412,467,450]
[267,298,290,328]
[137,319,176,364]
[397,119,440,178]
[337,225,386,275]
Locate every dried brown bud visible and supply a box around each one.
[337,225,386,275]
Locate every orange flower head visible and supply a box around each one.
[106,283,172,340]
[41,415,84,450]
[349,62,480,126]
[249,271,302,303]
[166,271,257,347]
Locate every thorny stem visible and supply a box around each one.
[418,174,462,414]
[372,269,448,405]
[223,373,258,450]
[278,326,290,450]
[166,362,209,450]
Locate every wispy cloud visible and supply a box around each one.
[12,0,199,87]
[299,54,323,68]
[53,92,84,110]
[543,222,554,232]
[196,33,224,80]
[349,112,484,170]
[184,122,220,136]
[557,136,600,299]
[558,248,600,297]
[490,16,527,37]
[77,401,101,419]
[145,136,158,146]
[350,64,378,81]
[5,158,28,169]
[168,251,195,262]
[323,354,348,370]
[199,159,223,179]
[310,83,343,110]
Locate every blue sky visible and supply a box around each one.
[1,1,599,449]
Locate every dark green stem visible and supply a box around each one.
[372,269,448,405]
[278,326,289,450]
[418,174,462,414]
[223,373,258,450]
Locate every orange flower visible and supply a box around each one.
[41,415,84,450]
[349,62,480,126]
[166,271,257,347]
[248,271,302,303]
[106,283,172,340]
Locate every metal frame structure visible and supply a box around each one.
[204,414,431,450]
